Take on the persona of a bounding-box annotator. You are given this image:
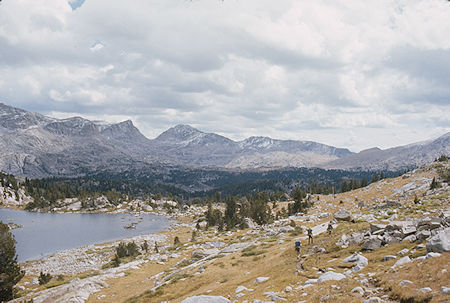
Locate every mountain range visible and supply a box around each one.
[0,102,448,178]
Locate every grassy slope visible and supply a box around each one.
[83,163,449,302]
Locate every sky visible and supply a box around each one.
[0,0,449,152]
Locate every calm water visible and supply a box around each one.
[0,208,172,262]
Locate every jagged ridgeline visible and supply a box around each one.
[1,167,401,209]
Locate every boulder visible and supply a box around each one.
[221,242,253,253]
[191,248,219,260]
[334,210,352,221]
[235,285,253,293]
[392,256,411,268]
[397,248,409,255]
[425,252,441,259]
[382,235,401,245]
[317,272,346,283]
[416,230,431,241]
[180,296,230,303]
[426,227,450,252]
[419,287,432,293]
[363,297,382,303]
[430,220,442,230]
[383,255,397,261]
[362,238,382,251]
[402,224,417,236]
[255,277,270,284]
[264,292,287,301]
[304,279,318,285]
[402,235,417,242]
[342,253,368,272]
[441,286,450,295]
[370,223,386,233]
[399,280,413,286]
[351,286,364,296]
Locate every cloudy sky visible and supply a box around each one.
[0,0,449,152]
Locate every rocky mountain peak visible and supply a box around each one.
[100,120,149,143]
[0,102,52,130]
[155,124,204,142]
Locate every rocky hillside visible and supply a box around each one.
[324,133,450,171]
[9,160,450,303]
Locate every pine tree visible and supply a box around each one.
[0,221,24,301]
[292,187,306,214]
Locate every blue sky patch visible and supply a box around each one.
[69,0,86,11]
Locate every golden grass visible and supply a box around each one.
[376,252,450,303]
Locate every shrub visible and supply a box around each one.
[116,241,139,258]
[112,254,121,267]
[38,272,52,285]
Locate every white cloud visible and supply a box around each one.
[0,0,449,151]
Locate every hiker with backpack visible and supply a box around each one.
[327,223,333,235]
[307,228,313,244]
[295,240,301,254]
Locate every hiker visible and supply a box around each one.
[327,223,333,235]
[307,228,313,244]
[295,240,301,254]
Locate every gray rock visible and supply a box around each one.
[399,280,413,286]
[416,230,431,241]
[221,242,253,253]
[430,221,442,230]
[255,277,270,284]
[402,225,417,236]
[419,287,432,293]
[191,248,220,260]
[425,252,441,259]
[402,235,417,242]
[426,227,450,252]
[397,248,409,255]
[383,255,397,261]
[334,210,352,221]
[392,256,411,268]
[441,286,450,295]
[264,292,287,301]
[362,238,382,251]
[317,272,346,283]
[304,279,318,285]
[351,286,364,295]
[180,295,230,303]
[382,235,401,245]
[363,297,381,303]
[370,223,386,233]
[342,253,368,272]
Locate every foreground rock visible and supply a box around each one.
[334,210,352,221]
[317,271,346,282]
[342,253,368,272]
[181,295,230,303]
[362,237,382,251]
[426,227,450,252]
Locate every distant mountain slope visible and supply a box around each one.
[0,102,447,177]
[323,133,450,170]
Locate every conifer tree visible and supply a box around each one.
[0,221,24,301]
